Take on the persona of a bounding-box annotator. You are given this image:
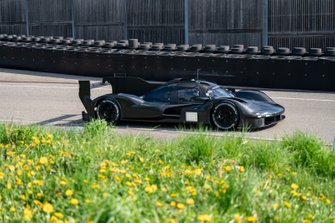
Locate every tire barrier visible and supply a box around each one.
[0,34,334,91]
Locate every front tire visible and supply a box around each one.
[95,99,120,124]
[212,102,239,130]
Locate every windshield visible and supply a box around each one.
[207,86,234,98]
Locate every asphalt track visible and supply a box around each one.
[0,68,334,145]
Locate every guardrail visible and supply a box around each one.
[0,34,334,92]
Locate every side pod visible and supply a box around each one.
[79,81,95,121]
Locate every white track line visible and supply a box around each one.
[272,97,335,103]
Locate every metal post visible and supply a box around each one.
[262,0,269,46]
[124,0,128,40]
[24,0,29,36]
[71,0,76,38]
[184,0,189,44]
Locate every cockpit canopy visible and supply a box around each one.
[143,79,234,103]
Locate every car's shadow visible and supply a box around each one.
[113,121,275,133]
[44,116,274,134]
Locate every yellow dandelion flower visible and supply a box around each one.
[126,151,136,157]
[184,169,193,175]
[283,201,291,208]
[114,175,121,182]
[28,170,36,177]
[301,195,307,201]
[319,194,326,200]
[34,180,44,186]
[43,202,54,213]
[33,200,43,206]
[128,189,134,196]
[145,184,157,193]
[20,194,26,201]
[291,183,299,190]
[186,198,195,205]
[155,201,164,207]
[303,220,311,223]
[177,203,185,209]
[16,169,23,175]
[6,182,12,190]
[39,157,48,165]
[139,157,144,163]
[0,171,4,179]
[59,180,67,186]
[70,198,79,205]
[23,207,33,220]
[32,137,40,145]
[65,189,74,196]
[307,214,314,219]
[91,184,100,189]
[169,218,176,223]
[10,207,16,212]
[194,168,202,175]
[239,166,245,172]
[197,214,212,222]
[290,190,299,197]
[326,199,331,204]
[16,177,23,185]
[170,201,176,207]
[54,212,64,218]
[246,216,257,222]
[120,160,128,165]
[188,187,198,196]
[50,215,59,222]
[272,203,279,209]
[234,213,241,223]
[46,133,53,139]
[224,166,232,172]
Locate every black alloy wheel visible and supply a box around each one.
[212,102,239,130]
[95,99,120,124]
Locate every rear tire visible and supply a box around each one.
[95,99,120,124]
[212,102,239,130]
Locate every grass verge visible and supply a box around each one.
[0,120,334,223]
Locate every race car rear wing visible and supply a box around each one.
[79,80,95,120]
[79,77,162,120]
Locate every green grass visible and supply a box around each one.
[0,121,334,223]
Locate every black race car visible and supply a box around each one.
[86,79,285,130]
